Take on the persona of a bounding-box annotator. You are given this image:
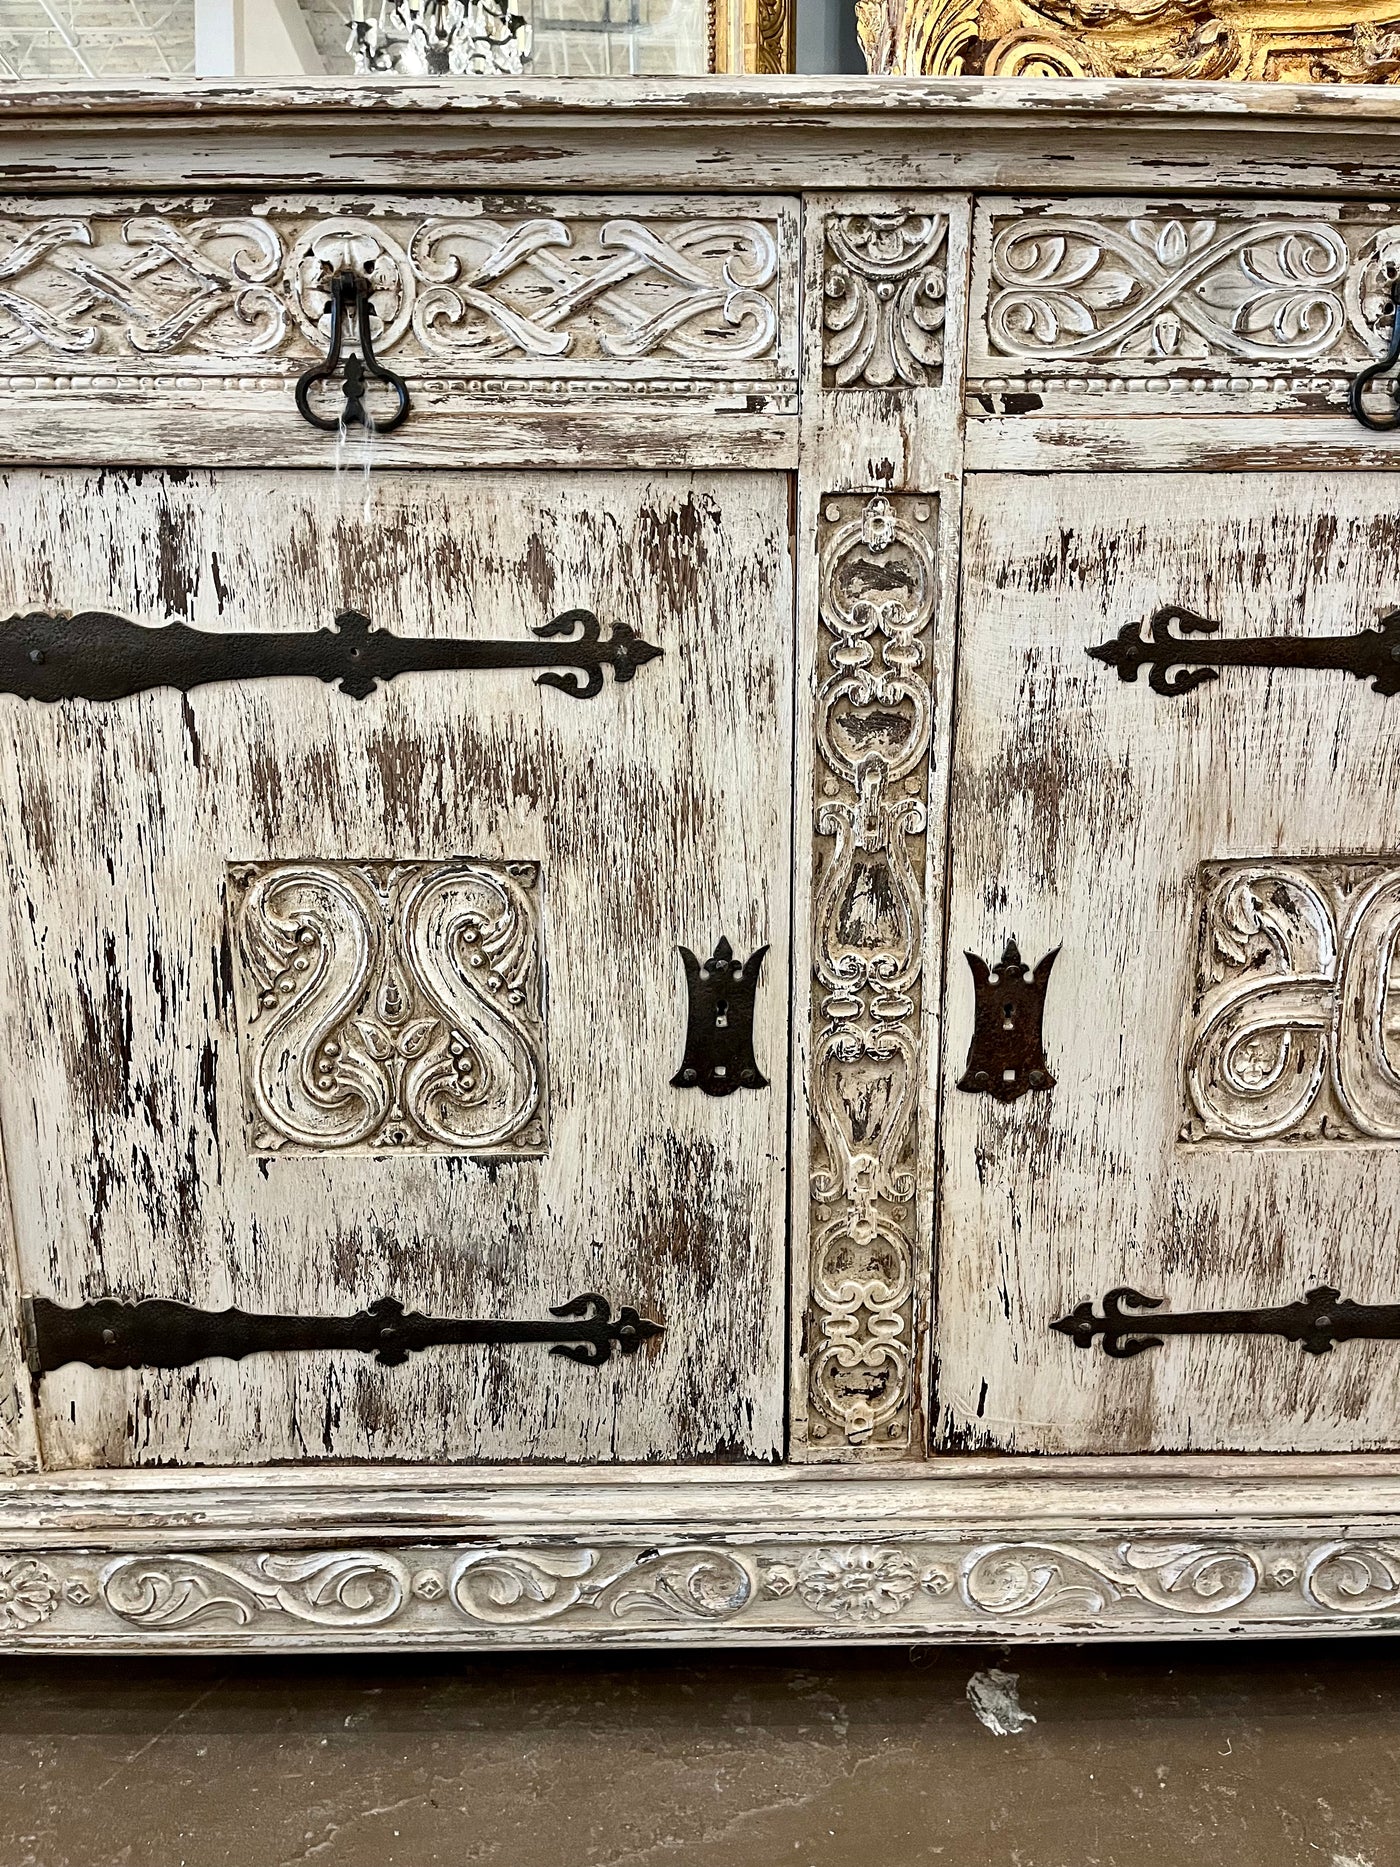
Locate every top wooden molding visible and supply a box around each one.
[13,76,1400,195]
[859,0,1400,82]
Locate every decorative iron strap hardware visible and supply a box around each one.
[1088,605,1400,699]
[295,263,410,433]
[24,1291,663,1377]
[672,936,769,1096]
[1349,277,1400,433]
[0,606,661,704]
[1053,1284,1400,1359]
[957,938,1058,1103]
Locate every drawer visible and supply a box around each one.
[966,196,1400,423]
[0,194,799,463]
[0,465,791,1466]
[937,469,1400,1454]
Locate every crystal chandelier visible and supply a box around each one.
[348,0,532,76]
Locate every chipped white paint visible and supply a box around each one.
[940,473,1400,1454]
[0,82,1395,1647]
[0,466,792,1467]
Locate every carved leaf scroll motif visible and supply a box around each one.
[14,1537,1400,1639]
[987,216,1352,364]
[1184,860,1400,1143]
[227,858,546,1157]
[809,495,937,1450]
[823,212,948,389]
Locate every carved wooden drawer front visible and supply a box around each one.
[938,470,1400,1455]
[0,194,798,461]
[0,465,792,1466]
[966,197,1400,421]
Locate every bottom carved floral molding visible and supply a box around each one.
[4,1537,1400,1641]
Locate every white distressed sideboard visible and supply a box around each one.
[3,76,1400,1648]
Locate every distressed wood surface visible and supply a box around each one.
[5,78,1400,1645]
[17,78,1400,195]
[938,470,1400,1455]
[0,466,791,1467]
[0,406,800,474]
[965,416,1400,473]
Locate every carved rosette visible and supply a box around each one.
[858,0,1400,82]
[3,1536,1400,1639]
[823,213,948,389]
[808,494,937,1452]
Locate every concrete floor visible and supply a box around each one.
[0,1641,1395,1866]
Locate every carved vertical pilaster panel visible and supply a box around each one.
[792,192,971,1461]
[808,493,936,1449]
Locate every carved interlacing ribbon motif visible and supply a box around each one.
[809,495,937,1450]
[0,209,782,373]
[1185,861,1400,1143]
[4,1536,1400,1635]
[987,215,1354,363]
[0,214,285,360]
[227,858,546,1157]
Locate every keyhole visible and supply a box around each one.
[714,997,729,1029]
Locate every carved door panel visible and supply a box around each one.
[0,467,791,1465]
[938,471,1400,1454]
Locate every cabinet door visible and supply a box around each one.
[0,467,791,1466]
[938,472,1400,1454]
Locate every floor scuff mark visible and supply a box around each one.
[965,1667,1037,1737]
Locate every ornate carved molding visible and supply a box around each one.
[969,201,1400,407]
[227,858,546,1157]
[0,199,795,405]
[1184,859,1400,1145]
[859,0,1400,82]
[807,494,937,1452]
[822,212,948,389]
[9,1534,1400,1639]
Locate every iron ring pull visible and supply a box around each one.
[1349,275,1400,432]
[294,264,411,435]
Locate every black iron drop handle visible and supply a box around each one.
[1349,275,1400,432]
[295,263,411,434]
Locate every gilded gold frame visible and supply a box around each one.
[710,0,796,72]
[857,0,1400,80]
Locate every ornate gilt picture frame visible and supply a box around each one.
[712,0,795,71]
[858,0,1400,81]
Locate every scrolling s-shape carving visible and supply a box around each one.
[1184,860,1400,1144]
[227,858,546,1157]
